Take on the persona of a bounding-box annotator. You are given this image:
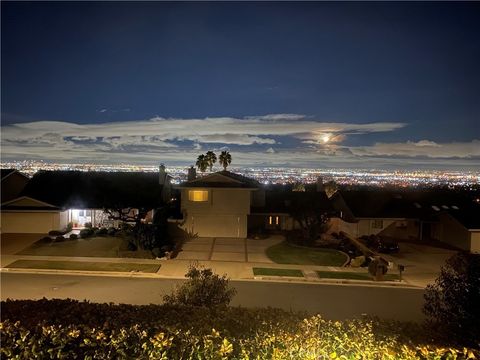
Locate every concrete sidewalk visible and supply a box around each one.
[1,252,411,288]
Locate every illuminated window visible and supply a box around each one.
[188,190,208,202]
[275,216,279,225]
[268,216,273,225]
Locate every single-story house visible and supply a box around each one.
[249,190,335,232]
[331,188,480,253]
[1,167,172,234]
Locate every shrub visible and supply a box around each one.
[39,236,52,243]
[66,222,73,232]
[79,228,94,239]
[107,227,117,236]
[127,241,137,251]
[48,229,64,236]
[69,234,78,240]
[95,227,108,236]
[1,299,477,359]
[54,235,65,242]
[164,264,237,307]
[84,222,93,229]
[423,252,480,347]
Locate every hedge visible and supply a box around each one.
[1,299,478,359]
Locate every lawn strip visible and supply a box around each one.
[253,267,304,277]
[6,260,160,273]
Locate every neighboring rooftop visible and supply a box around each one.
[177,170,260,189]
[17,170,166,209]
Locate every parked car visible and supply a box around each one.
[360,235,399,254]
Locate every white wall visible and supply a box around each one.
[1,212,61,234]
[470,231,480,254]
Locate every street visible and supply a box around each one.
[0,272,425,322]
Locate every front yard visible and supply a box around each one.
[265,241,348,266]
[16,236,153,259]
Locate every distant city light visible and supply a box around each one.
[1,160,479,189]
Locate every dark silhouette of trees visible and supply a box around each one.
[205,151,217,171]
[423,252,480,347]
[195,154,208,173]
[219,151,232,171]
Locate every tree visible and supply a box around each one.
[195,154,208,173]
[423,252,480,347]
[288,193,331,246]
[219,151,232,171]
[163,263,236,307]
[205,151,217,171]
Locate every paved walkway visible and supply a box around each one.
[176,235,282,263]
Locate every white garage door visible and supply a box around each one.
[192,215,246,238]
[1,212,61,234]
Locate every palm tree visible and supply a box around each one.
[205,151,217,171]
[218,151,232,171]
[195,154,208,173]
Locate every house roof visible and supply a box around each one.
[177,170,260,189]
[1,169,16,180]
[252,190,335,214]
[333,190,421,219]
[333,189,480,229]
[16,170,166,209]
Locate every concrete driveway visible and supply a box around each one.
[382,242,457,287]
[175,235,283,263]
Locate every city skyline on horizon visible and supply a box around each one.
[1,2,479,170]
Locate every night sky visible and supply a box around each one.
[1,2,479,169]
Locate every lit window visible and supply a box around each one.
[268,216,273,225]
[188,190,208,202]
[275,216,279,225]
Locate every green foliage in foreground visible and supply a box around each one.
[164,264,237,307]
[1,299,478,359]
[423,252,480,348]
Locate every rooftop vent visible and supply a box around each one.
[441,205,449,210]
[451,205,459,210]
[432,205,440,211]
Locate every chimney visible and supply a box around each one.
[316,176,324,192]
[159,164,166,185]
[188,166,196,181]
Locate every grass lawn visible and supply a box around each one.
[266,242,348,266]
[253,267,304,277]
[316,271,400,281]
[6,260,160,273]
[17,236,126,258]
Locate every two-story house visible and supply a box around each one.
[176,170,261,238]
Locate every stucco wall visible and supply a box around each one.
[470,232,480,254]
[1,211,61,233]
[437,213,471,251]
[181,188,252,237]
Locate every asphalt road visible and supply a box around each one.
[0,272,425,322]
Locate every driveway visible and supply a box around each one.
[381,242,457,287]
[175,235,283,263]
[1,233,47,267]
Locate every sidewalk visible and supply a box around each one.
[1,252,415,288]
